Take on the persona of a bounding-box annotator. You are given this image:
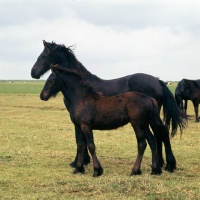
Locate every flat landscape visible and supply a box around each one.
[0,81,199,199]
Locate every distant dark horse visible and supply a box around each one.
[175,79,200,122]
[31,40,187,171]
[39,64,175,176]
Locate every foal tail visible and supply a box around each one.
[149,98,166,130]
[159,80,187,136]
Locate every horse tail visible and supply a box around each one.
[159,80,187,136]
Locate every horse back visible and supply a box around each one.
[126,73,163,107]
[93,73,163,107]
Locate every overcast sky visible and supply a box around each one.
[0,0,199,81]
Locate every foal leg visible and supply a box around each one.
[81,125,103,177]
[73,132,86,174]
[70,126,91,167]
[130,127,147,175]
[144,128,162,175]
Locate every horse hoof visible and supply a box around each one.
[151,167,162,175]
[70,160,77,168]
[130,169,142,176]
[93,166,104,177]
[73,166,85,174]
[165,163,176,172]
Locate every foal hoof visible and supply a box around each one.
[93,166,104,177]
[73,166,85,174]
[130,169,142,176]
[151,167,162,175]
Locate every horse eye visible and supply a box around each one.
[50,79,56,84]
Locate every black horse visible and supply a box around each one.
[175,79,191,113]
[31,40,187,171]
[40,64,176,177]
[175,79,200,122]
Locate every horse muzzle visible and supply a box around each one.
[40,92,49,101]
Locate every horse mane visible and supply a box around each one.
[49,41,100,82]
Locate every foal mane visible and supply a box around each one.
[51,64,100,100]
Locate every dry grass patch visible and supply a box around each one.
[0,94,199,199]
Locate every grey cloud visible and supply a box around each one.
[1,1,199,35]
[0,0,199,80]
[0,0,74,27]
[70,1,200,34]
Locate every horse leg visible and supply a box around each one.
[130,127,147,175]
[176,95,183,111]
[151,117,176,172]
[180,99,183,111]
[73,131,86,174]
[144,128,162,175]
[151,124,164,168]
[160,125,176,172]
[81,125,103,177]
[193,101,199,122]
[70,126,91,167]
[184,100,188,113]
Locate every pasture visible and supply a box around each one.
[0,81,199,199]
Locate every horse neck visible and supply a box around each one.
[77,62,102,83]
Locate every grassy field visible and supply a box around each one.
[0,81,199,199]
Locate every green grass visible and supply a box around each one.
[0,81,178,95]
[0,82,199,199]
[0,81,45,94]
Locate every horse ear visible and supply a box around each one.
[43,40,51,53]
[43,40,47,46]
[43,40,50,48]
